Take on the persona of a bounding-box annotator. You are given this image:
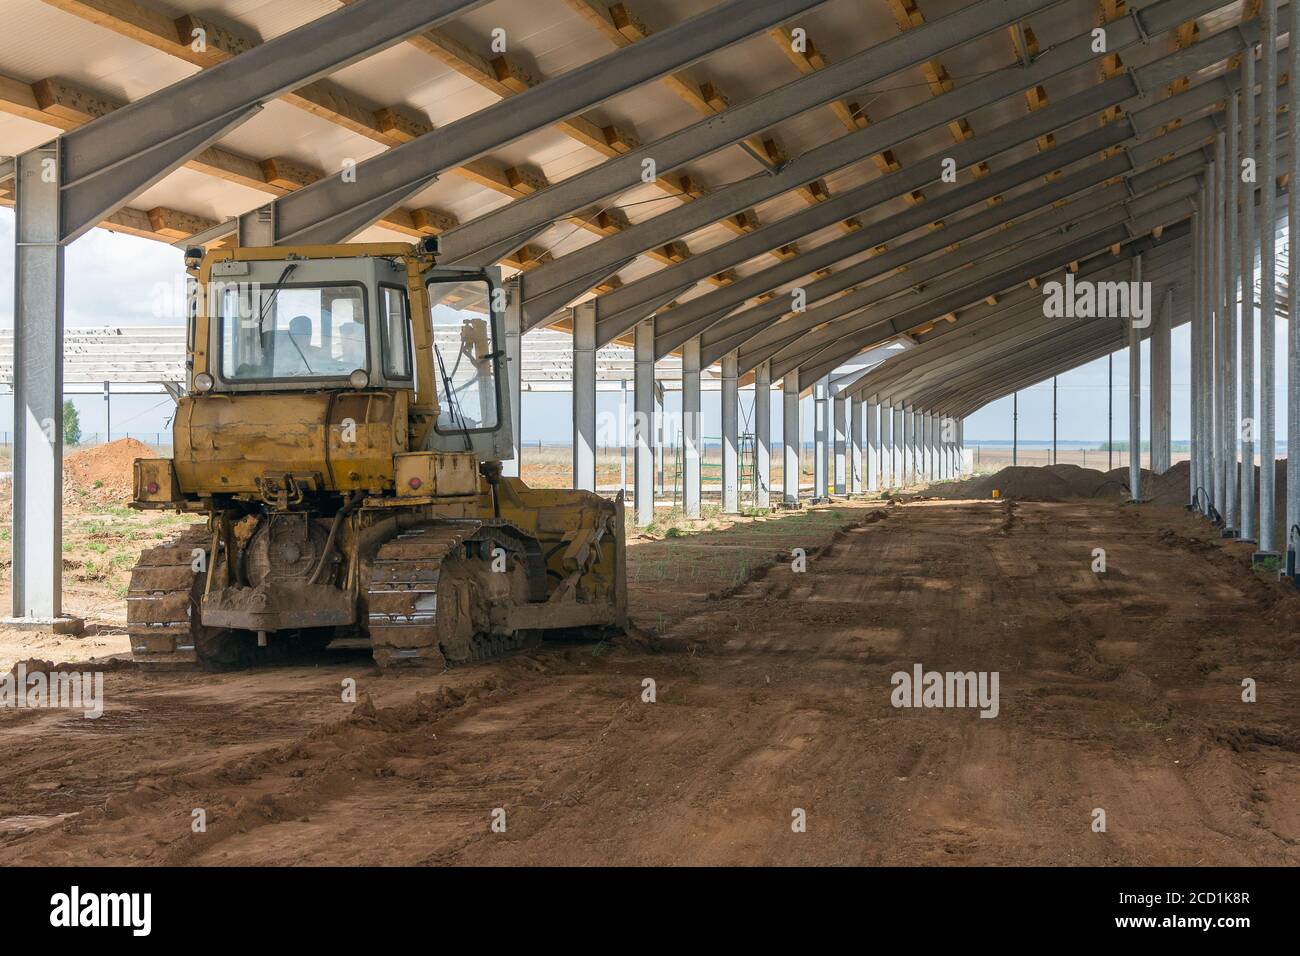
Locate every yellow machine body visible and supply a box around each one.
[128,241,625,668]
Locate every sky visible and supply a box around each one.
[0,207,1291,448]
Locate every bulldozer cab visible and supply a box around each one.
[186,242,514,464]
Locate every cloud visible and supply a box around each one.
[0,208,185,328]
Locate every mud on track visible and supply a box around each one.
[1,499,1297,865]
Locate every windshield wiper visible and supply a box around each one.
[434,343,474,452]
[255,264,316,375]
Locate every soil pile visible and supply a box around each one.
[1148,458,1293,546]
[1049,463,1128,498]
[933,464,1127,501]
[1146,459,1192,507]
[64,438,155,505]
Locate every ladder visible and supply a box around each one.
[739,432,756,510]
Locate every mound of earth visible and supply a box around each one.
[64,437,156,505]
[1154,458,1290,547]
[1046,463,1129,498]
[933,464,1129,501]
[1145,459,1191,507]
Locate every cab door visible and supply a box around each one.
[420,265,514,463]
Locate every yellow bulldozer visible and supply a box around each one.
[127,239,626,668]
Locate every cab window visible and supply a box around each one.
[427,278,499,433]
[219,283,367,382]
[380,285,413,380]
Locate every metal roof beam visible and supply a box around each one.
[582,76,1135,342]
[726,170,1135,374]
[789,201,1193,385]
[695,137,1203,371]
[249,0,829,247]
[54,0,485,241]
[856,255,1174,404]
[517,0,1244,329]
[882,247,1191,413]
[646,27,1262,356]
[873,260,1186,408]
[649,121,1136,357]
[861,196,1288,412]
[938,276,1192,416]
[719,138,1204,373]
[696,83,1274,369]
[767,175,1199,379]
[439,0,1077,270]
[726,117,1289,374]
[942,321,1130,416]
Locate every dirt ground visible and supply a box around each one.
[1,481,1297,865]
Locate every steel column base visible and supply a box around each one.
[1,616,84,635]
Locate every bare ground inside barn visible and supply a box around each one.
[0,444,1297,865]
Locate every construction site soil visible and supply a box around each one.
[1,452,1297,865]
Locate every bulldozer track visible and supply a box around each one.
[126,525,211,666]
[367,522,538,668]
[128,524,336,668]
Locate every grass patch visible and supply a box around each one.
[1254,555,1284,575]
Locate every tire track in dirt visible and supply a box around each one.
[2,499,1297,865]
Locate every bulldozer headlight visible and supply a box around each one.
[193,372,214,393]
[408,476,422,490]
[349,368,370,390]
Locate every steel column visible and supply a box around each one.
[1129,255,1144,501]
[1288,0,1300,571]
[832,388,847,495]
[906,409,917,486]
[682,337,702,518]
[930,414,940,481]
[921,412,931,481]
[572,303,597,492]
[1225,91,1240,533]
[1259,0,1280,557]
[894,406,905,487]
[721,350,739,513]
[813,376,829,502]
[9,144,66,623]
[634,319,655,526]
[1241,45,1259,541]
[881,402,893,489]
[1212,136,1225,515]
[1196,188,1209,511]
[783,371,800,505]
[502,279,523,478]
[847,395,857,494]
[866,401,879,493]
[755,360,771,510]
[1151,287,1173,473]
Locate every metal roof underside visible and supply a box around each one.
[0,0,1271,418]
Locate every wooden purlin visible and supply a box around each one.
[884,0,994,211]
[0,65,458,242]
[1155,20,1203,164]
[41,0,431,147]
[28,0,480,243]
[1098,0,1130,152]
[0,179,215,243]
[357,0,767,285]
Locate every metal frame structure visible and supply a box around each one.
[6,0,1300,621]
